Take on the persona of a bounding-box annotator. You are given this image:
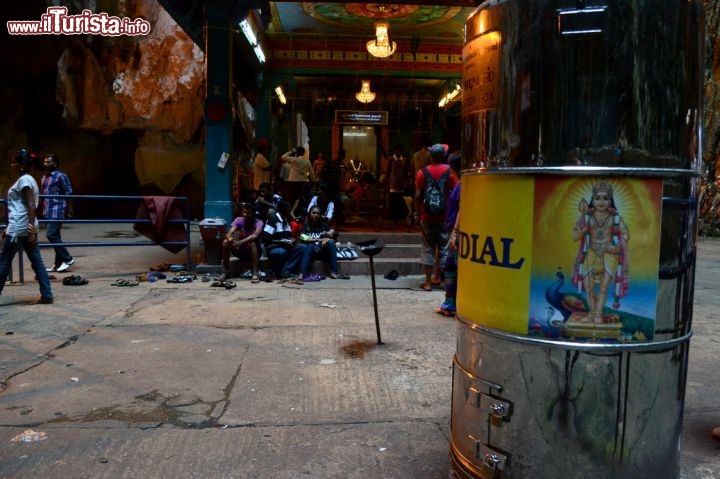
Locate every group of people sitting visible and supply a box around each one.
[218,182,350,285]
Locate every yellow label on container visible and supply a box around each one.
[456,175,534,333]
[456,174,662,343]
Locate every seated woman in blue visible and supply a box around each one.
[262,200,306,281]
[298,205,349,280]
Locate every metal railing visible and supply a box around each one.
[1,195,192,283]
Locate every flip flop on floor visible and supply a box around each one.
[112,279,138,287]
[63,275,89,286]
[224,280,237,289]
[167,276,192,283]
[330,272,350,279]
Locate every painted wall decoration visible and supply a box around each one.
[456,175,662,343]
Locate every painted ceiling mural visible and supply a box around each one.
[304,3,463,31]
[269,2,472,42]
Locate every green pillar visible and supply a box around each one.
[204,0,234,222]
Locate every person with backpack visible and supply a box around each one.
[413,143,458,292]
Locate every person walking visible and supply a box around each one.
[413,143,458,292]
[0,148,54,304]
[435,152,461,316]
[41,153,75,272]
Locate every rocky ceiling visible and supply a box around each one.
[159,1,479,108]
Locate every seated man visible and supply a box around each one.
[252,182,277,223]
[220,203,263,283]
[298,206,349,280]
[262,200,306,281]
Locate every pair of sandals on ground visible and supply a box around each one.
[211,277,237,289]
[278,272,349,284]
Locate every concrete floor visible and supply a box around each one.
[0,222,717,478]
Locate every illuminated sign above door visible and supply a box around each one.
[334,110,388,125]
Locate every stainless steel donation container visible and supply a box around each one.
[450,1,705,478]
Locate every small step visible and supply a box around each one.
[228,255,421,277]
[338,232,423,246]
[337,257,421,276]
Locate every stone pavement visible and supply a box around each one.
[0,222,717,478]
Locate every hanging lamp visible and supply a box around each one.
[366,21,397,58]
[355,80,376,104]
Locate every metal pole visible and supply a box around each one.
[368,256,383,345]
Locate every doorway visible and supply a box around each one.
[342,125,378,178]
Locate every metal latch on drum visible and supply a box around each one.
[468,438,508,479]
[471,390,513,427]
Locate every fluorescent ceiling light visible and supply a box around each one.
[275,86,287,104]
[439,84,461,107]
[239,19,265,64]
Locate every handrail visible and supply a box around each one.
[0,195,193,283]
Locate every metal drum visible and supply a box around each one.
[451,1,705,478]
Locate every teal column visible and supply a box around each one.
[256,82,272,143]
[204,0,234,222]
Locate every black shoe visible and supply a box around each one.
[34,297,54,304]
[384,269,399,280]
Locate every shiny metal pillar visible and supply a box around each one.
[451,1,705,478]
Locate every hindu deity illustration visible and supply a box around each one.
[570,181,630,330]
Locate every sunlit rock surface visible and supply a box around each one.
[55,0,204,141]
[0,0,205,216]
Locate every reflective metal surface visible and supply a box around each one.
[451,316,688,478]
[452,0,704,477]
[461,0,704,172]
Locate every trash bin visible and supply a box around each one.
[451,1,704,478]
[199,218,227,265]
